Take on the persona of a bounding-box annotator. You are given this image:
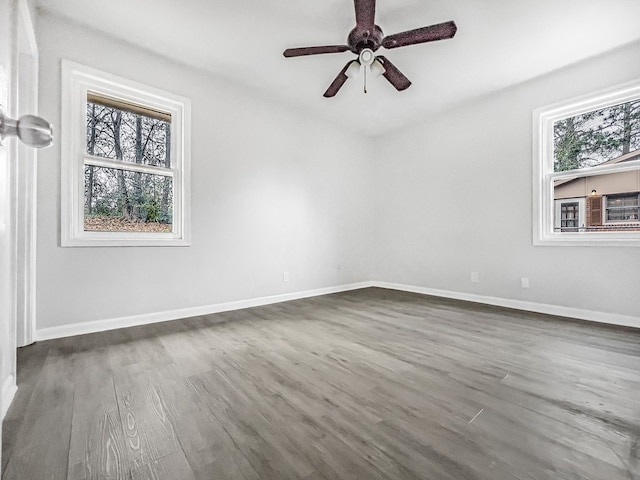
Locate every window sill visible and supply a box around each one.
[535,231,640,247]
[61,232,191,247]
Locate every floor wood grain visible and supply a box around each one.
[3,288,639,479]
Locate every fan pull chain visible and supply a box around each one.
[364,65,368,94]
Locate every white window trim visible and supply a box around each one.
[533,78,640,247]
[61,60,191,247]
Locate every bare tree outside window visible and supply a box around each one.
[84,97,173,232]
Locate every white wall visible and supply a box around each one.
[35,12,374,331]
[373,40,640,321]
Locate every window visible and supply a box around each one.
[61,61,191,246]
[554,197,586,233]
[534,79,640,246]
[560,202,579,229]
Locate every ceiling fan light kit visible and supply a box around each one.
[283,0,457,97]
[343,49,387,93]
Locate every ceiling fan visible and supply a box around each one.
[283,0,457,97]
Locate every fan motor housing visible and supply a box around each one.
[347,25,384,53]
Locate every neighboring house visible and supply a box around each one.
[554,150,640,232]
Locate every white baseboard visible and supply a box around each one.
[35,281,375,341]
[2,374,17,421]
[374,281,640,329]
[35,279,639,342]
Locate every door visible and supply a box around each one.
[14,0,38,348]
[0,3,19,476]
[1,0,48,475]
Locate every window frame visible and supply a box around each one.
[533,78,640,247]
[61,60,191,247]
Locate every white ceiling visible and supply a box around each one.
[37,0,640,136]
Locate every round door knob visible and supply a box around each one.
[0,107,53,148]
[15,114,53,148]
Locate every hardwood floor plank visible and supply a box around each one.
[1,343,49,473]
[67,348,129,480]
[151,365,260,480]
[112,364,181,471]
[188,370,317,480]
[130,450,195,480]
[107,328,173,370]
[212,355,391,480]
[470,405,633,479]
[2,348,75,480]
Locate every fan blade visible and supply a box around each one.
[382,21,457,49]
[283,45,350,57]
[323,62,352,98]
[377,56,411,91]
[354,0,376,30]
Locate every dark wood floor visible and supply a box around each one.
[2,288,639,479]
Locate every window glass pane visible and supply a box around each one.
[84,165,173,232]
[606,209,638,222]
[606,196,639,208]
[553,100,640,172]
[86,97,171,168]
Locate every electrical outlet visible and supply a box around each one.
[471,272,479,283]
[283,271,290,283]
[521,277,530,289]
